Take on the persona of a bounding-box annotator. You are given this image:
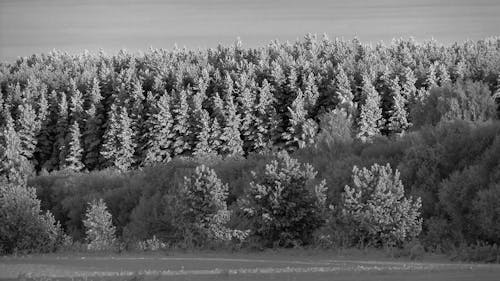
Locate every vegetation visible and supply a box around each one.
[0,35,499,261]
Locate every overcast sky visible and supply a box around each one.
[1,0,499,61]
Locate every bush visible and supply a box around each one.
[340,163,422,247]
[181,165,247,247]
[83,198,117,251]
[0,181,64,254]
[241,151,327,247]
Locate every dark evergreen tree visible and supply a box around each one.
[219,93,244,156]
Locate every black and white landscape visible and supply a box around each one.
[1,1,500,280]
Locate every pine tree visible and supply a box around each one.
[303,72,320,112]
[83,198,117,251]
[387,77,411,136]
[83,79,105,171]
[16,102,40,160]
[34,90,57,171]
[402,67,417,101]
[190,91,213,157]
[53,92,69,169]
[236,77,256,153]
[335,65,355,116]
[142,93,174,165]
[426,63,439,89]
[101,105,135,171]
[438,64,451,86]
[357,75,383,142]
[171,90,190,156]
[219,93,244,156]
[250,80,279,153]
[63,121,84,172]
[69,79,84,124]
[0,113,29,184]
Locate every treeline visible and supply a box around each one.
[1,35,499,174]
[26,120,500,259]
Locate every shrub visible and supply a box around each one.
[137,236,167,251]
[341,163,422,247]
[0,181,64,254]
[241,151,327,247]
[83,198,117,251]
[181,165,247,246]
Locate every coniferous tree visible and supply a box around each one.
[142,93,174,165]
[171,90,190,156]
[303,72,320,112]
[69,79,84,124]
[251,80,279,153]
[34,90,57,171]
[83,198,117,251]
[53,92,69,170]
[426,63,439,89]
[16,102,40,160]
[335,65,355,116]
[0,113,30,184]
[402,67,417,101]
[83,80,104,170]
[219,93,244,156]
[101,105,135,171]
[387,77,411,135]
[190,92,213,157]
[357,75,383,142]
[63,121,84,172]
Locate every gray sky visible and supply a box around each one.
[1,0,499,61]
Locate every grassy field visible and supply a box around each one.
[1,250,499,281]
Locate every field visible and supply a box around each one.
[1,250,499,281]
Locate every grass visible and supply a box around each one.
[1,249,499,281]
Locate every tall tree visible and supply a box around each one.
[387,77,411,136]
[64,121,84,172]
[356,75,383,142]
[171,90,191,156]
[101,105,135,171]
[16,102,40,160]
[219,93,244,156]
[0,113,29,184]
[142,93,174,165]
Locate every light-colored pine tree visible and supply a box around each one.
[387,77,411,136]
[356,75,383,142]
[142,93,174,165]
[171,90,190,156]
[16,102,40,160]
[83,198,117,251]
[0,113,29,184]
[64,121,84,172]
[101,105,135,171]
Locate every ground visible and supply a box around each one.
[1,249,499,281]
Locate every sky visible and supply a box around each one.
[1,0,499,62]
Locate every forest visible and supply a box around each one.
[1,35,500,261]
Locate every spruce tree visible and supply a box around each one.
[16,102,40,160]
[251,80,279,152]
[357,75,383,142]
[387,77,411,136]
[303,72,319,111]
[402,67,417,101]
[190,92,213,157]
[63,121,84,172]
[101,105,135,171]
[34,90,57,171]
[426,63,439,89]
[69,79,84,124]
[0,114,29,184]
[142,93,174,165]
[83,198,117,251]
[171,90,190,156]
[335,65,355,116]
[46,92,69,170]
[219,93,244,156]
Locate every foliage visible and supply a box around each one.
[0,181,64,254]
[341,163,422,247]
[182,165,247,246]
[83,198,117,251]
[241,151,327,247]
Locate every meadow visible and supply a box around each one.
[2,250,500,281]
